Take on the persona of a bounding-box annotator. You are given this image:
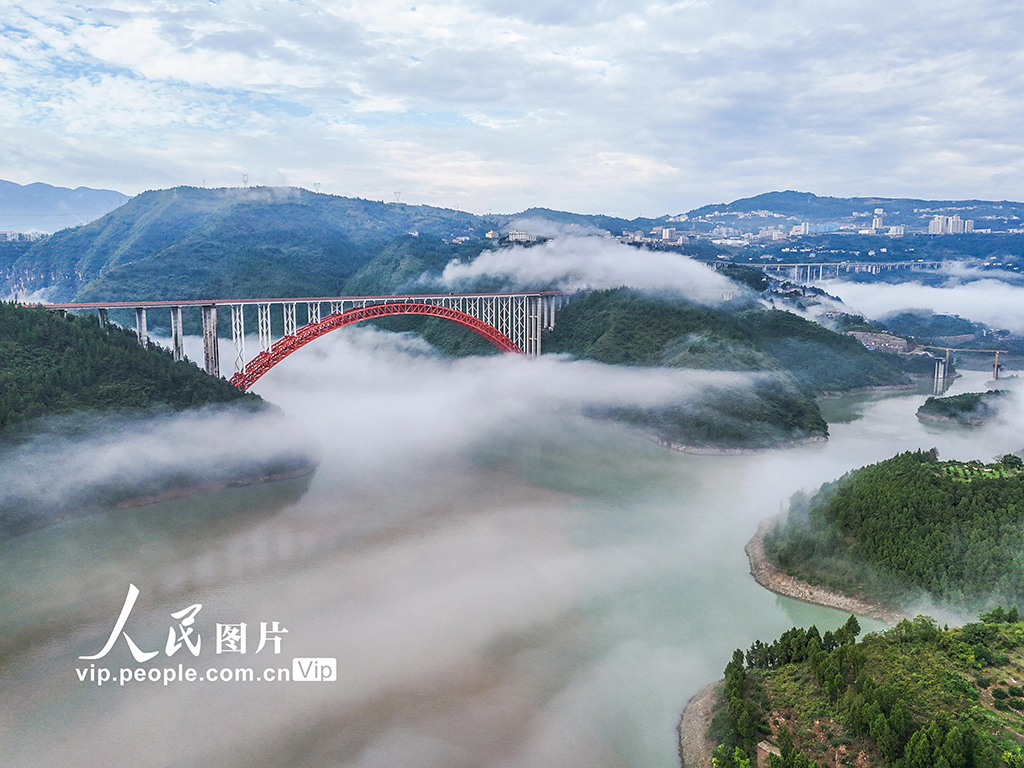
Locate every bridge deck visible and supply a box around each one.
[35,290,565,310]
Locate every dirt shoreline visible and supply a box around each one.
[678,680,723,768]
[745,517,907,626]
[647,433,828,456]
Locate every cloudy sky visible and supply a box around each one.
[2,0,1023,216]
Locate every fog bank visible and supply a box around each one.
[819,278,1024,334]
[438,236,736,303]
[5,326,1024,768]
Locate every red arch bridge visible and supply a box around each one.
[39,292,568,390]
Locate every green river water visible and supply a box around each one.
[1,332,1020,768]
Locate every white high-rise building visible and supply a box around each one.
[928,214,976,235]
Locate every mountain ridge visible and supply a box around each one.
[0,179,130,233]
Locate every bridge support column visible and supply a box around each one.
[527,296,542,356]
[97,308,108,328]
[306,301,320,326]
[258,303,272,353]
[545,295,557,330]
[202,305,220,378]
[284,303,297,336]
[231,305,245,374]
[135,307,148,345]
[170,306,184,361]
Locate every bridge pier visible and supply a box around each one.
[135,307,148,345]
[97,308,108,328]
[202,305,220,377]
[170,306,184,361]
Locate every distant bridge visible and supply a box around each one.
[757,261,943,282]
[703,259,944,281]
[40,292,568,390]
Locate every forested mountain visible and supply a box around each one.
[0,187,491,302]
[546,289,910,393]
[704,613,1024,768]
[0,186,670,304]
[542,289,915,448]
[0,302,258,434]
[765,450,1024,608]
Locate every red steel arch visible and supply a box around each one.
[229,302,522,390]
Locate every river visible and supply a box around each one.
[1,329,1021,768]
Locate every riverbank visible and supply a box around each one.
[0,460,317,541]
[817,382,917,397]
[678,681,722,768]
[112,463,316,509]
[745,517,907,626]
[649,433,828,456]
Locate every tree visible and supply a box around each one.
[776,724,795,762]
[905,731,932,768]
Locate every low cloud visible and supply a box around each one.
[0,404,314,526]
[820,278,1024,335]
[437,236,737,302]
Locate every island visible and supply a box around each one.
[917,391,1009,427]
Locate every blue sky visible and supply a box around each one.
[2,0,1023,217]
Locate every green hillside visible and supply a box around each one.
[2,186,494,303]
[543,289,917,448]
[0,302,259,434]
[765,451,1024,609]
[545,289,910,393]
[0,186,676,305]
[918,391,1008,426]
[705,613,1024,768]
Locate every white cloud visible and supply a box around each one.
[821,278,1024,335]
[3,0,1024,213]
[437,236,737,301]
